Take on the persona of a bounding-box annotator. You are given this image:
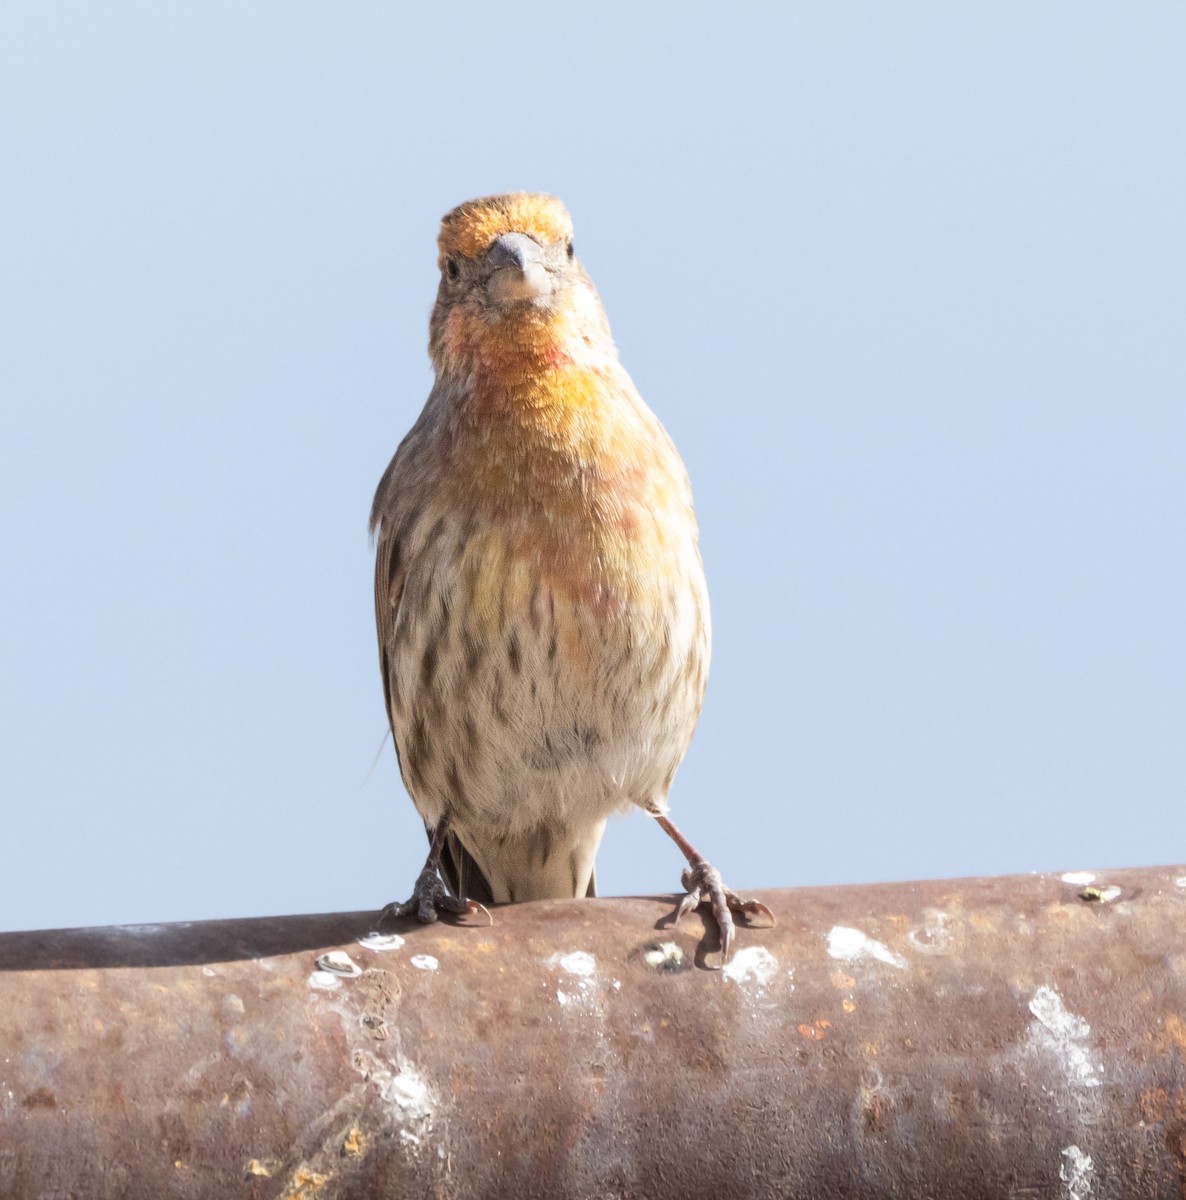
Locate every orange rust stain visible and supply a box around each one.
[1166,1014,1186,1054]
[830,971,856,990]
[1141,1088,1169,1123]
[342,1128,367,1157]
[798,1018,833,1040]
[281,1168,330,1199]
[842,999,857,1014]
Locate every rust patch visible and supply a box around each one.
[341,1128,367,1157]
[2,870,1186,1198]
[1166,1014,1186,1054]
[282,1167,329,1198]
[797,1019,833,1040]
[1142,1088,1170,1123]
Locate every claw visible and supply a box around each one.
[727,895,776,926]
[674,886,703,924]
[462,898,494,926]
[672,860,774,965]
[380,866,491,927]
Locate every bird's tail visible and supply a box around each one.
[440,830,497,906]
[442,820,605,904]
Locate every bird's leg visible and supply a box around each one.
[380,820,492,926]
[654,814,774,963]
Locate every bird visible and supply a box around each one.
[370,193,771,960]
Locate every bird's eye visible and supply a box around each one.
[445,257,460,281]
[566,241,575,261]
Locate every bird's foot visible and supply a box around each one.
[672,861,775,964]
[380,866,492,926]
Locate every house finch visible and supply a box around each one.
[371,193,771,960]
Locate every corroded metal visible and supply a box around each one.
[3,866,1186,1198]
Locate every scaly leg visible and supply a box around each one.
[654,814,774,962]
[380,820,491,925]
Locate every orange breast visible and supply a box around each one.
[440,362,693,634]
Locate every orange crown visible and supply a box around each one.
[438,194,573,262]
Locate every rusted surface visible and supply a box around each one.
[3,866,1186,1198]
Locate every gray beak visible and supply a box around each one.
[486,232,546,272]
[485,232,555,305]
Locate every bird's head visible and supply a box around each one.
[428,193,614,377]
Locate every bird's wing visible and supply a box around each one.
[370,395,500,904]
[371,517,405,742]
[370,402,435,759]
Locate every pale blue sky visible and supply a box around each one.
[2,5,1183,932]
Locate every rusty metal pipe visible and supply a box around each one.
[3,865,1186,1198]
